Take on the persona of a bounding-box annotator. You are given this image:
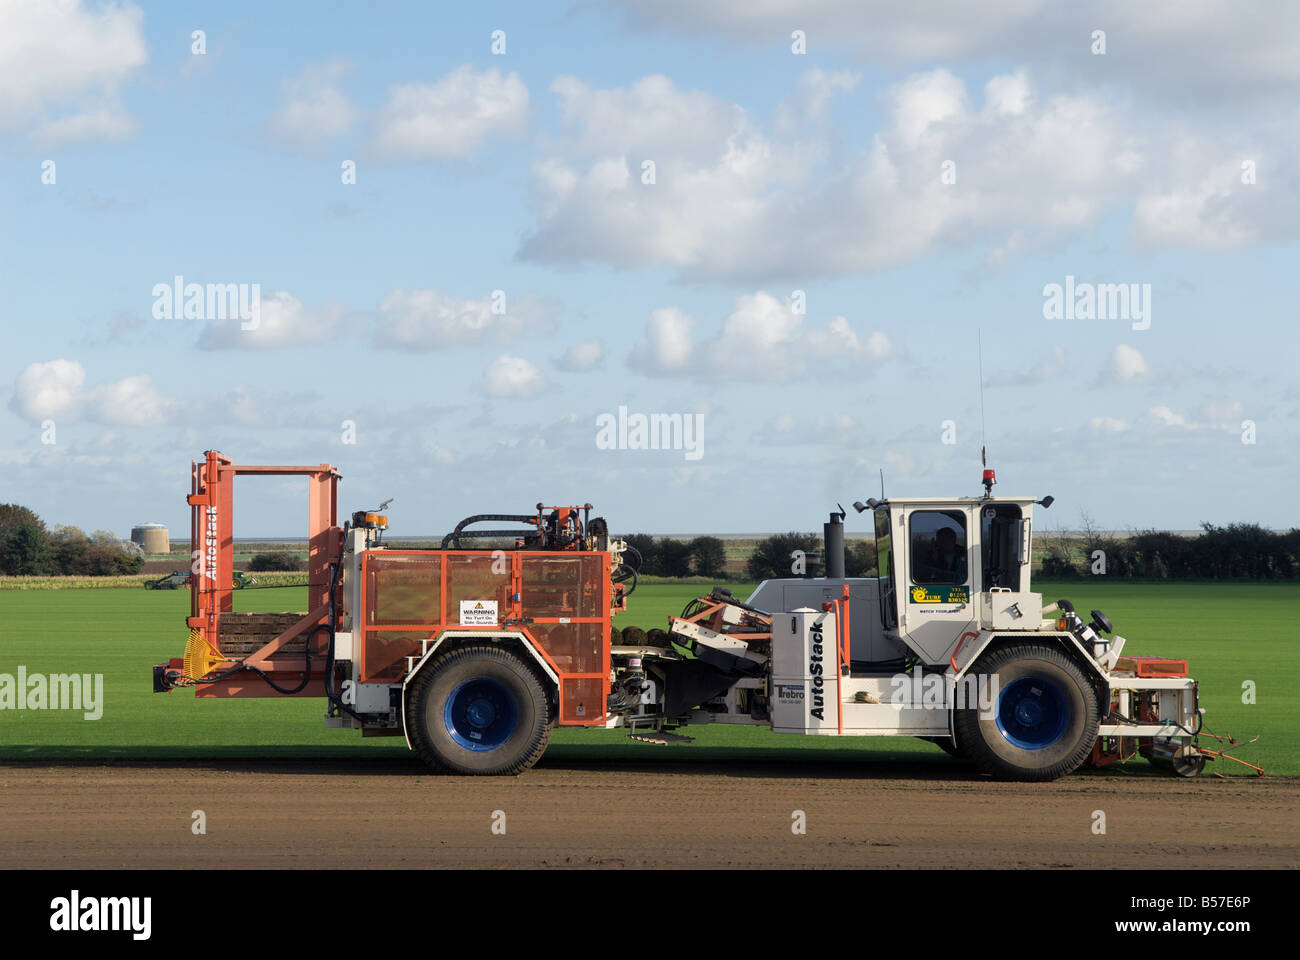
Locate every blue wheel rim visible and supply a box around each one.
[444,678,519,752]
[995,676,1069,750]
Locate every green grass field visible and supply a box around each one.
[0,581,1293,776]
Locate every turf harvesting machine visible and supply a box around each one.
[152,450,1239,780]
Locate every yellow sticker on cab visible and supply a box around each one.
[910,585,970,604]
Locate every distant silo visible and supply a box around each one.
[131,522,170,555]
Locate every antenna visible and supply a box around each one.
[879,468,885,500]
[978,329,995,497]
[978,328,987,458]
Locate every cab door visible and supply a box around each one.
[897,506,976,663]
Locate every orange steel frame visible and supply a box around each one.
[185,450,341,698]
[359,548,612,725]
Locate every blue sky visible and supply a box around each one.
[2,1,1297,539]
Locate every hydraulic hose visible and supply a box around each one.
[188,623,328,695]
[441,514,539,549]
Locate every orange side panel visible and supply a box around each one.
[359,549,610,724]
[1115,656,1189,678]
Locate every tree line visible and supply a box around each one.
[633,524,1300,582]
[1039,523,1300,580]
[623,532,877,580]
[0,504,145,577]
[4,501,1295,582]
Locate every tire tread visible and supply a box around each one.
[406,644,551,776]
[955,642,1099,782]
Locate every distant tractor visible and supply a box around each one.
[144,570,189,590]
[147,569,254,590]
[153,450,1221,781]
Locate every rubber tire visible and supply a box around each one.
[407,645,551,776]
[954,643,1099,782]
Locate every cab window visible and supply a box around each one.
[910,511,968,585]
[981,503,1023,591]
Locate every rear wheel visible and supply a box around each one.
[406,645,551,775]
[955,643,1099,781]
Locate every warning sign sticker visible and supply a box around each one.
[459,599,499,626]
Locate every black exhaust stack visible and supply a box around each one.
[824,507,846,579]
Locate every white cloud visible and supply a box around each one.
[628,308,695,374]
[773,68,859,135]
[484,356,545,398]
[984,71,1031,116]
[1131,150,1299,250]
[1089,416,1128,434]
[519,69,1160,281]
[31,103,134,147]
[1111,344,1150,382]
[375,289,554,350]
[1143,400,1247,434]
[198,291,342,350]
[268,60,356,147]
[520,62,1299,280]
[556,338,604,371]
[629,292,894,380]
[373,65,528,158]
[889,68,967,145]
[605,1,1300,101]
[1200,399,1246,430]
[761,412,864,446]
[0,0,147,136]
[547,73,744,161]
[93,374,169,426]
[11,359,85,420]
[1147,405,1191,429]
[10,359,170,425]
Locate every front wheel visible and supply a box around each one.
[406,645,551,775]
[954,643,1099,781]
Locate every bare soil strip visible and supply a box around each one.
[2,759,1293,869]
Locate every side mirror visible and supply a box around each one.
[1038,495,1055,509]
